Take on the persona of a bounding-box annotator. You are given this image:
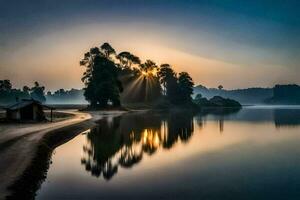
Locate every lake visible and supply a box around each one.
[36,106,300,199]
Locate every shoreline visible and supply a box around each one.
[0,110,128,199]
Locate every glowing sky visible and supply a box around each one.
[0,0,299,90]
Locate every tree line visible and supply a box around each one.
[80,42,194,108]
[0,80,46,105]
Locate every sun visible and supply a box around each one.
[141,71,148,76]
[141,68,158,77]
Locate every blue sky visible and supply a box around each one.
[0,0,299,90]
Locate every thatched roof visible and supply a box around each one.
[6,99,54,111]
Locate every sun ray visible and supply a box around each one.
[122,74,144,100]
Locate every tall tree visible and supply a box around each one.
[157,64,177,96]
[80,44,123,108]
[178,72,194,103]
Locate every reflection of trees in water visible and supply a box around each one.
[163,114,194,149]
[81,112,194,180]
[195,108,241,133]
[274,109,300,128]
[81,117,123,180]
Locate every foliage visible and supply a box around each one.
[178,72,194,103]
[100,42,116,58]
[46,88,86,104]
[193,95,241,107]
[0,80,12,91]
[157,64,178,102]
[116,51,141,69]
[139,60,157,74]
[157,65,194,105]
[265,84,300,105]
[80,43,123,108]
[30,81,46,103]
[0,80,46,105]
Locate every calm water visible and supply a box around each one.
[36,107,300,200]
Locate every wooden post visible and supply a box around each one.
[51,109,53,122]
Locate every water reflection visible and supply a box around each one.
[195,108,241,133]
[9,107,300,199]
[274,109,300,128]
[80,108,300,181]
[198,107,300,129]
[81,112,194,180]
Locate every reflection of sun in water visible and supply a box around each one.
[142,129,161,149]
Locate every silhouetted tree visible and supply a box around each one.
[100,42,116,58]
[30,81,46,103]
[178,72,194,103]
[117,51,141,69]
[157,64,176,96]
[23,86,30,93]
[139,60,157,74]
[0,80,12,91]
[157,64,181,104]
[80,43,123,108]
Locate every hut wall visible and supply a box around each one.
[33,105,38,120]
[7,110,21,120]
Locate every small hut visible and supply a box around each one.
[5,99,54,122]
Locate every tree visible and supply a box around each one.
[30,81,46,103]
[0,80,12,91]
[117,51,141,69]
[80,44,123,108]
[139,60,157,75]
[157,64,177,98]
[100,42,116,58]
[218,85,223,90]
[178,72,194,103]
[23,86,30,94]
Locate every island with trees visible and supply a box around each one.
[78,42,242,110]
